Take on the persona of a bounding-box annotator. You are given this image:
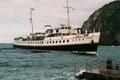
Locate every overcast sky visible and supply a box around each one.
[0,0,115,43]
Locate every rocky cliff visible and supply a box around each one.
[82,1,120,45]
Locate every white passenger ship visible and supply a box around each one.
[13,0,100,52]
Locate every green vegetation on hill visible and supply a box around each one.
[82,1,120,45]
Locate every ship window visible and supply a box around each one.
[79,39,81,41]
[59,40,61,43]
[63,40,65,43]
[56,41,58,43]
[61,27,64,29]
[82,39,84,40]
[53,41,54,43]
[47,41,49,44]
[56,29,58,33]
[63,33,65,36]
[65,27,67,29]
[68,27,71,29]
[67,40,69,42]
[76,39,77,41]
[42,41,43,44]
[50,41,51,44]
[66,33,69,35]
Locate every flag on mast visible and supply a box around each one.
[30,8,34,23]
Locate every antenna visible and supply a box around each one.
[30,8,35,34]
[64,0,74,27]
[66,0,70,27]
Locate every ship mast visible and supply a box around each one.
[66,0,70,27]
[65,0,73,27]
[30,8,34,34]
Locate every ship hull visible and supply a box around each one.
[13,43,99,51]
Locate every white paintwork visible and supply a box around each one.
[13,32,100,47]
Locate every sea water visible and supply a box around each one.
[0,43,120,80]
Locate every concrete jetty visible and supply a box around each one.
[75,59,120,80]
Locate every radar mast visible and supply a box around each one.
[30,8,35,34]
[65,0,74,27]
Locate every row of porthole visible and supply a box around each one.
[46,40,69,44]
[16,38,85,44]
[16,39,69,44]
[72,38,84,41]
